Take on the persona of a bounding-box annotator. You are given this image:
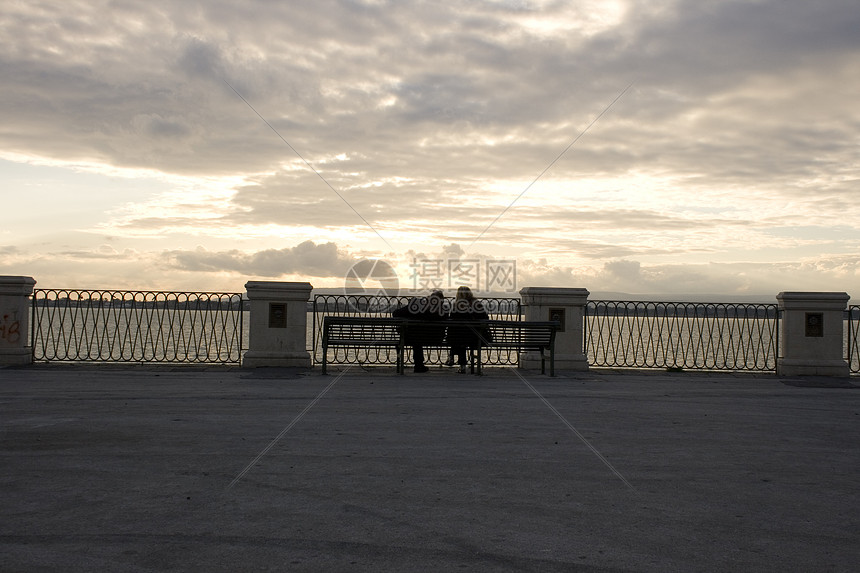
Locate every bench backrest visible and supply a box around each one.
[485,320,558,349]
[322,317,559,349]
[322,316,403,345]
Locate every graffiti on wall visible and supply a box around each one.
[0,312,21,344]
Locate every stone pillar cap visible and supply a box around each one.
[244,281,313,300]
[0,276,37,295]
[776,291,849,309]
[519,287,590,296]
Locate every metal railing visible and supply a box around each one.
[585,301,779,371]
[848,305,860,374]
[312,294,522,367]
[23,289,856,372]
[31,289,244,363]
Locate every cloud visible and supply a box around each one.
[166,240,356,278]
[2,0,860,294]
[517,256,860,299]
[603,259,642,281]
[131,114,192,139]
[4,235,859,299]
[176,35,226,81]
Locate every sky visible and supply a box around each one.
[2,0,859,299]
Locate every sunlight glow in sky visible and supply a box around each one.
[2,0,859,298]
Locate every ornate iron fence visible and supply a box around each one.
[848,305,860,374]
[312,294,521,367]
[31,289,244,363]
[585,301,779,371]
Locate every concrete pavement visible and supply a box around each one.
[1,364,858,572]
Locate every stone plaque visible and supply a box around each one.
[805,312,823,337]
[268,303,287,329]
[549,307,565,332]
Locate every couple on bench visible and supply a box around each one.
[392,286,489,374]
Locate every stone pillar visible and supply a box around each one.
[519,287,589,372]
[777,291,850,377]
[243,281,312,368]
[0,276,36,366]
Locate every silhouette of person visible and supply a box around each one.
[447,286,489,374]
[392,290,446,373]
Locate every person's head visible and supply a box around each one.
[456,286,475,301]
[423,290,445,313]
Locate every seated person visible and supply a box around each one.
[392,290,446,373]
[447,286,490,374]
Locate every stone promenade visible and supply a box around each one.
[1,365,858,572]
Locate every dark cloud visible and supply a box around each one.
[131,114,192,139]
[177,36,225,81]
[166,240,356,277]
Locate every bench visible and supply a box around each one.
[321,316,559,376]
[479,320,559,376]
[321,316,405,374]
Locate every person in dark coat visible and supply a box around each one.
[392,290,446,373]
[447,286,490,374]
